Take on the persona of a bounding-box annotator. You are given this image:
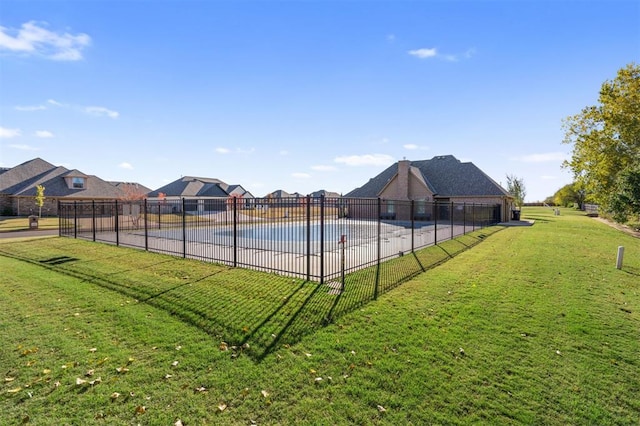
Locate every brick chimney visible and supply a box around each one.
[397,159,410,199]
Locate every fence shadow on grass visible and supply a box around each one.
[0,228,502,362]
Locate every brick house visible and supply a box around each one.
[345,155,514,222]
[0,158,135,216]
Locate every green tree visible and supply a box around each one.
[35,184,46,217]
[608,167,640,223]
[562,63,640,211]
[552,183,587,208]
[506,174,526,209]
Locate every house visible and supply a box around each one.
[0,158,127,216]
[345,155,514,222]
[309,189,341,198]
[147,176,254,213]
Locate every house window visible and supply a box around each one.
[72,177,85,189]
[387,201,395,214]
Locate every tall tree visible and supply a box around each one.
[35,184,46,217]
[562,63,640,208]
[506,174,526,208]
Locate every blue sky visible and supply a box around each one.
[1,1,638,201]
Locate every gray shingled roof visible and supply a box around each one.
[148,176,251,198]
[0,158,125,199]
[345,155,511,198]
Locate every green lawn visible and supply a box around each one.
[0,217,59,232]
[1,207,638,425]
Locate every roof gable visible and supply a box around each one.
[0,158,124,198]
[346,155,510,198]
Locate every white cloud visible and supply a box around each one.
[119,162,134,170]
[408,48,437,59]
[0,126,21,138]
[311,165,337,172]
[334,153,395,167]
[292,172,311,179]
[15,104,46,111]
[9,144,38,151]
[403,144,429,151]
[0,21,91,61]
[512,152,567,163]
[47,99,65,107]
[216,147,231,154]
[35,130,54,138]
[85,106,119,119]
[408,47,475,62]
[3,21,90,60]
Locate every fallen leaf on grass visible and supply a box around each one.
[377,405,387,413]
[164,374,173,380]
[42,369,51,375]
[89,348,97,353]
[174,420,184,426]
[89,377,102,386]
[116,367,129,374]
[219,342,229,351]
[135,405,146,415]
[7,387,22,394]
[76,378,87,386]
[218,403,227,412]
[171,361,179,367]
[261,390,269,398]
[5,377,15,382]
[110,392,121,400]
[195,386,207,393]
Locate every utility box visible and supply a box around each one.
[511,210,521,221]
[28,215,39,229]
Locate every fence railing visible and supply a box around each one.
[59,196,501,284]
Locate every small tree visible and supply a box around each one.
[35,185,46,217]
[506,175,526,209]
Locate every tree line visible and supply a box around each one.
[559,63,639,224]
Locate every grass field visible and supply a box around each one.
[1,207,638,425]
[0,217,59,232]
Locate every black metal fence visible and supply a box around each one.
[59,196,501,283]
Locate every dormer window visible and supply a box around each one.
[72,177,85,189]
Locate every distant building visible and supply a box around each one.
[0,158,130,216]
[345,155,514,222]
[147,176,254,213]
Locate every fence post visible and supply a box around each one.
[115,199,119,246]
[433,202,438,245]
[58,200,62,236]
[472,203,476,232]
[144,199,148,251]
[375,198,381,300]
[463,202,466,235]
[320,195,325,284]
[411,200,415,252]
[182,198,186,258]
[92,200,96,242]
[450,201,454,240]
[233,196,238,267]
[306,194,311,282]
[73,201,78,238]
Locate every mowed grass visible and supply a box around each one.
[0,217,59,232]
[1,207,638,425]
